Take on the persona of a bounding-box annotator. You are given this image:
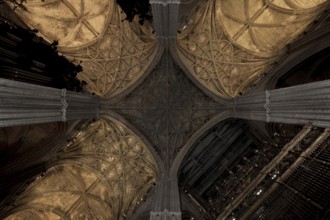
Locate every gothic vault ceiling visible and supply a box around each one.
[1,0,330,219]
[11,0,159,97]
[109,54,223,165]
[176,0,328,98]
[9,0,329,99]
[0,122,69,202]
[4,117,157,219]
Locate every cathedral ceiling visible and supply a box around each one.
[109,54,223,165]
[0,122,68,201]
[176,0,328,98]
[0,122,66,169]
[11,0,159,97]
[2,0,330,219]
[4,117,157,219]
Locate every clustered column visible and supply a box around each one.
[150,175,181,220]
[150,0,180,39]
[148,0,182,219]
[0,78,99,127]
[234,79,330,128]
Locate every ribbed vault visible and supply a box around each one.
[4,117,157,219]
[176,0,328,98]
[0,122,69,206]
[10,0,158,97]
[1,0,330,219]
[109,53,222,165]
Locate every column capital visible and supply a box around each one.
[60,88,68,122]
[264,90,271,123]
[150,209,182,220]
[150,0,180,6]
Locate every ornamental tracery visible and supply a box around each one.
[1,0,330,219]
[109,55,221,164]
[219,0,327,53]
[176,0,328,98]
[4,117,157,219]
[11,0,112,48]
[10,0,158,98]
[66,18,158,97]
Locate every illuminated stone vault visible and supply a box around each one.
[2,0,330,219]
[12,0,160,97]
[176,0,328,97]
[5,117,157,219]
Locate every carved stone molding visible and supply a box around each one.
[150,209,182,219]
[150,0,181,5]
